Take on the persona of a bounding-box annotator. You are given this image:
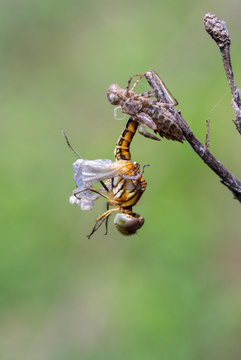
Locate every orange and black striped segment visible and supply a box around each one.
[114,118,138,161]
[111,163,146,209]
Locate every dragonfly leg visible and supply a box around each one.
[87,216,107,239]
[100,180,110,193]
[155,100,178,108]
[104,203,110,235]
[138,90,156,98]
[126,73,145,94]
[87,208,119,239]
[74,187,111,202]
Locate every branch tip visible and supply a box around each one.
[204,13,231,48]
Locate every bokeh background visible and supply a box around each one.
[1,0,241,359]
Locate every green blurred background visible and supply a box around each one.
[1,0,241,359]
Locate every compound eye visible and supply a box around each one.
[114,213,144,235]
[107,84,120,105]
[107,92,119,105]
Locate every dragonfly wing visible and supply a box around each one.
[69,190,100,211]
[70,158,121,211]
[73,158,120,186]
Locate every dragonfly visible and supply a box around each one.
[63,117,148,238]
[107,69,185,142]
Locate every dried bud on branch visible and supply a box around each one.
[204,12,241,134]
[204,13,231,48]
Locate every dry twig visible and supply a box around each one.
[204,13,241,134]
[147,13,241,201]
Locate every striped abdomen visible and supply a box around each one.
[114,118,138,161]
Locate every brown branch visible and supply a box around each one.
[167,14,241,201]
[174,111,241,202]
[144,54,241,202]
[204,13,241,134]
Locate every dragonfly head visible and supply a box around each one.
[114,212,144,235]
[107,83,122,105]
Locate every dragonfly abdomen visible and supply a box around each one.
[114,118,138,161]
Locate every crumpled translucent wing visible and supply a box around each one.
[70,158,122,211]
[73,158,120,187]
